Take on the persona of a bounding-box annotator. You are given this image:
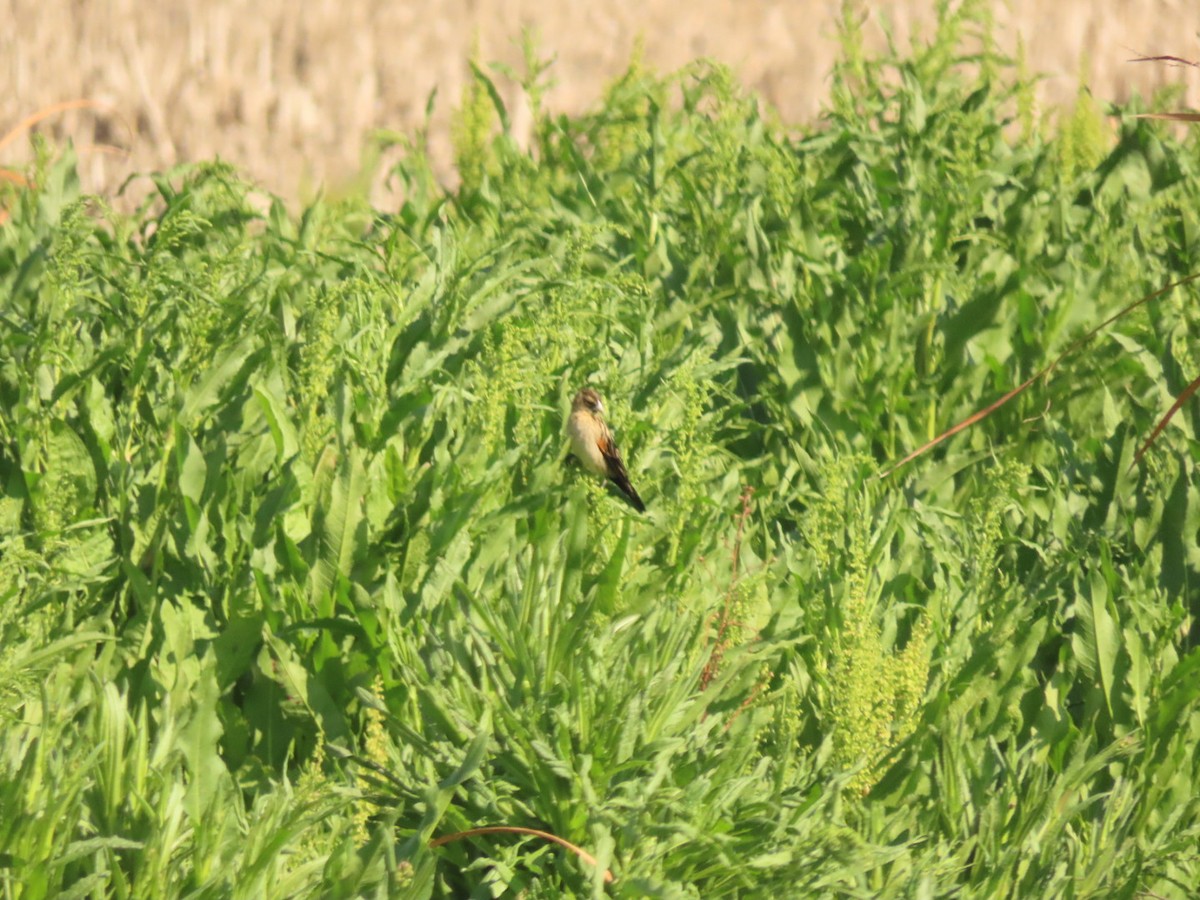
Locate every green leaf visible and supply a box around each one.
[255,382,300,462]
[307,446,368,617]
[179,658,228,823]
[179,337,258,424]
[1089,566,1118,719]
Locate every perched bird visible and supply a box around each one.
[567,387,645,512]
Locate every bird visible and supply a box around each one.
[567,387,645,513]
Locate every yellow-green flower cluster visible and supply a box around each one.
[806,456,930,794]
[0,539,48,648]
[451,54,497,193]
[662,357,714,562]
[592,40,653,174]
[967,458,1030,590]
[466,233,612,458]
[286,736,335,873]
[296,282,346,460]
[676,61,799,222]
[43,200,90,301]
[352,676,391,845]
[31,419,95,539]
[804,455,868,575]
[830,588,930,795]
[1058,88,1107,181]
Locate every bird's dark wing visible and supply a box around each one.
[598,430,645,513]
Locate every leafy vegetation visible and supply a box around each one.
[3,5,1200,897]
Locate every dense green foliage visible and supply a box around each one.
[4,8,1200,897]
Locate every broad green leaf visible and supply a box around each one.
[308,445,368,617]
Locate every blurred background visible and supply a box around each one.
[3,0,1196,205]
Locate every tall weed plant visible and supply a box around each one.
[2,4,1200,897]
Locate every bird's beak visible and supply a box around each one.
[596,401,605,414]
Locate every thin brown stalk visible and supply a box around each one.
[429,825,614,883]
[1131,372,1200,470]
[0,100,134,225]
[1135,112,1200,122]
[1129,55,1199,68]
[701,485,755,691]
[879,273,1200,478]
[0,99,126,156]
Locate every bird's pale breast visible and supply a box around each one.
[568,411,608,476]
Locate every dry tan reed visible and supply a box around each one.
[3,0,1195,206]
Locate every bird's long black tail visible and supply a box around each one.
[609,472,645,513]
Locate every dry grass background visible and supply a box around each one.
[3,0,1197,206]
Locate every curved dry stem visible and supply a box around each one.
[429,825,615,884]
[1136,112,1200,122]
[1131,372,1200,470]
[1131,56,1200,123]
[0,99,133,156]
[880,272,1200,478]
[77,143,132,159]
[1129,54,1199,68]
[0,169,30,188]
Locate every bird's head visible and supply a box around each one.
[573,387,604,415]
